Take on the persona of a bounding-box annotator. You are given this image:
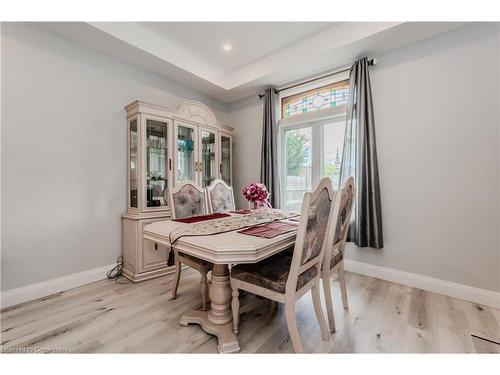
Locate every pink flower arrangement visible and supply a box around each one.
[243,182,271,207]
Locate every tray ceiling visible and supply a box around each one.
[41,22,467,103]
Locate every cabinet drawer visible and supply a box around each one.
[142,239,169,271]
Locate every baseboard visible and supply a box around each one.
[0,263,116,309]
[2,259,498,310]
[344,259,500,309]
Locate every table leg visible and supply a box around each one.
[180,264,240,353]
[208,264,233,324]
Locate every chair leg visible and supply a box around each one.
[230,280,240,334]
[322,275,336,332]
[311,282,330,341]
[200,270,209,311]
[285,302,303,353]
[171,251,182,300]
[338,264,349,310]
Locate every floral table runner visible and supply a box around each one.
[168,209,299,244]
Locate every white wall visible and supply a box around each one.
[228,24,500,292]
[0,23,230,291]
[227,96,264,209]
[497,26,500,294]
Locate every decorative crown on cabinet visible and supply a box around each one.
[122,100,234,282]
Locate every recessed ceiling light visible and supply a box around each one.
[222,43,232,52]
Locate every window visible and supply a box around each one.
[281,80,349,119]
[279,79,348,209]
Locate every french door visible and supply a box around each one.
[280,117,346,209]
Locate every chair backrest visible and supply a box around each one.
[206,179,235,213]
[286,177,339,295]
[334,176,355,248]
[322,176,355,271]
[168,180,208,219]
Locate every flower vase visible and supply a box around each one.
[248,201,262,210]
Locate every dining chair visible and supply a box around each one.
[206,179,235,213]
[321,176,355,332]
[168,180,213,310]
[230,177,340,353]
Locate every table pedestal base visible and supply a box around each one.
[180,309,240,353]
[180,264,240,353]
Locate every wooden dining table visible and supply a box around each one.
[142,210,299,353]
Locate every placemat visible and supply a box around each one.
[229,209,252,215]
[172,212,231,223]
[238,221,298,239]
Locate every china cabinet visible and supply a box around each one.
[122,100,234,282]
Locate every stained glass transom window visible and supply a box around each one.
[282,80,349,119]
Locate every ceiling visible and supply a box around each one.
[41,22,467,103]
[140,22,333,72]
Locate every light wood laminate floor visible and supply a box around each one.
[1,269,499,353]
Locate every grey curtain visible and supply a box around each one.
[339,57,383,249]
[260,88,280,207]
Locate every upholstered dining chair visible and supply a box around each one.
[168,180,213,310]
[206,179,235,213]
[230,177,340,353]
[321,176,355,332]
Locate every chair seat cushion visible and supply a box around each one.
[281,245,295,258]
[231,254,318,294]
[179,252,213,269]
[330,249,344,269]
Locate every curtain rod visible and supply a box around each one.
[258,58,377,99]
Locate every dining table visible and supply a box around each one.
[142,209,300,353]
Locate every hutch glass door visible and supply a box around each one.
[176,124,196,183]
[220,134,232,186]
[199,128,217,188]
[129,119,138,209]
[145,119,169,209]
